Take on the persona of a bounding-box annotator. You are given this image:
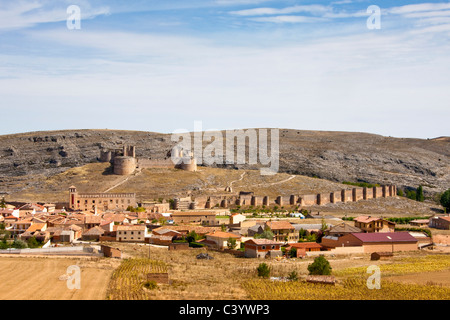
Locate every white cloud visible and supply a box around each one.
[388,2,450,15]
[0,0,109,30]
[230,5,330,16]
[248,15,327,23]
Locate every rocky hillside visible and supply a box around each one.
[0,129,448,196]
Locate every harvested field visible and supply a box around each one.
[0,256,117,300]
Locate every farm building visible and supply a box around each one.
[285,242,323,257]
[321,232,418,253]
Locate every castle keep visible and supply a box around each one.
[99,145,197,175]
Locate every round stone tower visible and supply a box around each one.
[113,156,136,175]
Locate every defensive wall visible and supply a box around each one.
[174,185,397,210]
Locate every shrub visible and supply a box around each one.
[189,242,205,248]
[307,256,332,275]
[287,270,298,281]
[142,280,158,290]
[257,263,271,278]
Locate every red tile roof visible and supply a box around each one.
[351,232,417,243]
[265,221,295,230]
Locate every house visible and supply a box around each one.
[247,224,265,237]
[116,225,148,242]
[429,216,450,230]
[229,213,246,225]
[152,228,182,238]
[171,212,217,225]
[100,220,115,233]
[325,222,361,237]
[410,219,430,227]
[148,234,174,246]
[25,223,47,233]
[204,231,241,249]
[265,221,298,243]
[11,219,34,236]
[353,216,395,233]
[84,215,102,229]
[0,209,19,218]
[285,242,322,257]
[322,232,418,253]
[244,239,282,258]
[82,226,105,241]
[20,230,50,243]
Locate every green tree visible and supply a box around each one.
[227,237,237,250]
[307,256,332,275]
[186,230,199,243]
[27,237,41,249]
[406,190,416,200]
[416,186,424,202]
[254,228,274,240]
[298,228,307,240]
[440,189,450,212]
[257,263,271,278]
[397,189,404,197]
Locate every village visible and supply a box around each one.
[1,185,449,260]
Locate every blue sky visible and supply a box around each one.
[0,0,449,138]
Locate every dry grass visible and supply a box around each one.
[0,256,117,300]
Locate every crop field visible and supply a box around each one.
[106,258,168,300]
[0,256,116,300]
[243,277,450,300]
[333,254,450,277]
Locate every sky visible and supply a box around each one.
[0,0,449,139]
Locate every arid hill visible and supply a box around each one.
[0,129,448,197]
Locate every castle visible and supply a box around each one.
[99,145,197,175]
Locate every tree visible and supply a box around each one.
[254,228,274,240]
[406,190,416,200]
[0,198,6,209]
[440,189,450,212]
[227,237,237,250]
[288,247,297,258]
[186,230,199,243]
[257,263,271,278]
[27,237,41,249]
[416,186,424,202]
[307,256,332,275]
[11,239,27,249]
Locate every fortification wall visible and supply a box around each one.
[183,184,397,210]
